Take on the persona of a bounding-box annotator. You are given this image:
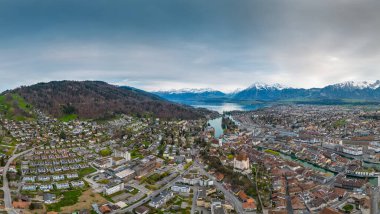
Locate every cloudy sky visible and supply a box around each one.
[1,0,380,92]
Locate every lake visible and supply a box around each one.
[185,101,268,113]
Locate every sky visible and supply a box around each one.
[1,0,380,92]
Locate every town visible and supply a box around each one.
[1,104,380,214]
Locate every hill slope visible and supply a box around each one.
[6,81,213,120]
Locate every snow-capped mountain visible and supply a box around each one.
[153,88,226,102]
[153,80,380,103]
[247,82,290,90]
[155,88,220,94]
[330,80,380,90]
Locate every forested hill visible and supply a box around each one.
[5,81,214,120]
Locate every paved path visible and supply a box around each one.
[191,186,198,214]
[2,146,39,214]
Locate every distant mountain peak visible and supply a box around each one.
[247,82,289,90]
[331,80,380,89]
[156,88,220,94]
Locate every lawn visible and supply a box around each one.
[47,190,82,211]
[264,149,280,156]
[131,149,144,159]
[78,167,97,178]
[59,189,107,213]
[97,179,110,184]
[129,187,139,195]
[99,148,112,157]
[342,204,354,212]
[0,94,35,121]
[59,114,78,122]
[141,171,170,185]
[184,161,193,170]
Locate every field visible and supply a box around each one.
[47,190,82,211]
[59,189,107,213]
[0,94,35,121]
[78,167,97,178]
[264,149,280,156]
[59,114,78,122]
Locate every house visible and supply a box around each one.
[211,201,226,214]
[43,193,56,204]
[243,198,257,211]
[233,152,250,170]
[134,206,150,214]
[171,184,191,193]
[99,204,112,213]
[148,190,174,208]
[12,201,31,209]
[238,191,249,202]
[215,172,225,182]
[104,181,124,195]
[319,207,341,214]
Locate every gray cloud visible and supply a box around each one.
[0,0,380,92]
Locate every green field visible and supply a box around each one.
[0,93,35,121]
[78,167,97,178]
[264,149,280,156]
[59,114,78,122]
[47,190,82,211]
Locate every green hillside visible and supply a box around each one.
[0,93,35,121]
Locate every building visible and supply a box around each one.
[104,181,125,195]
[113,148,131,161]
[134,206,150,214]
[171,184,191,193]
[133,155,157,177]
[115,169,135,181]
[211,201,226,214]
[148,190,174,208]
[93,157,113,168]
[43,193,56,204]
[342,146,363,156]
[233,152,250,170]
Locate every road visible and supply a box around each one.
[190,186,198,214]
[251,166,264,212]
[284,176,294,214]
[195,161,246,214]
[2,146,40,214]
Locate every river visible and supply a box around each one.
[279,153,378,186]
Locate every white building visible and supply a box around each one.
[148,190,174,208]
[171,184,191,193]
[343,146,363,156]
[115,169,135,180]
[104,182,125,195]
[233,152,250,170]
[114,148,131,161]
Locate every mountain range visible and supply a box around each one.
[153,80,380,103]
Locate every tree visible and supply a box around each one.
[59,131,66,139]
